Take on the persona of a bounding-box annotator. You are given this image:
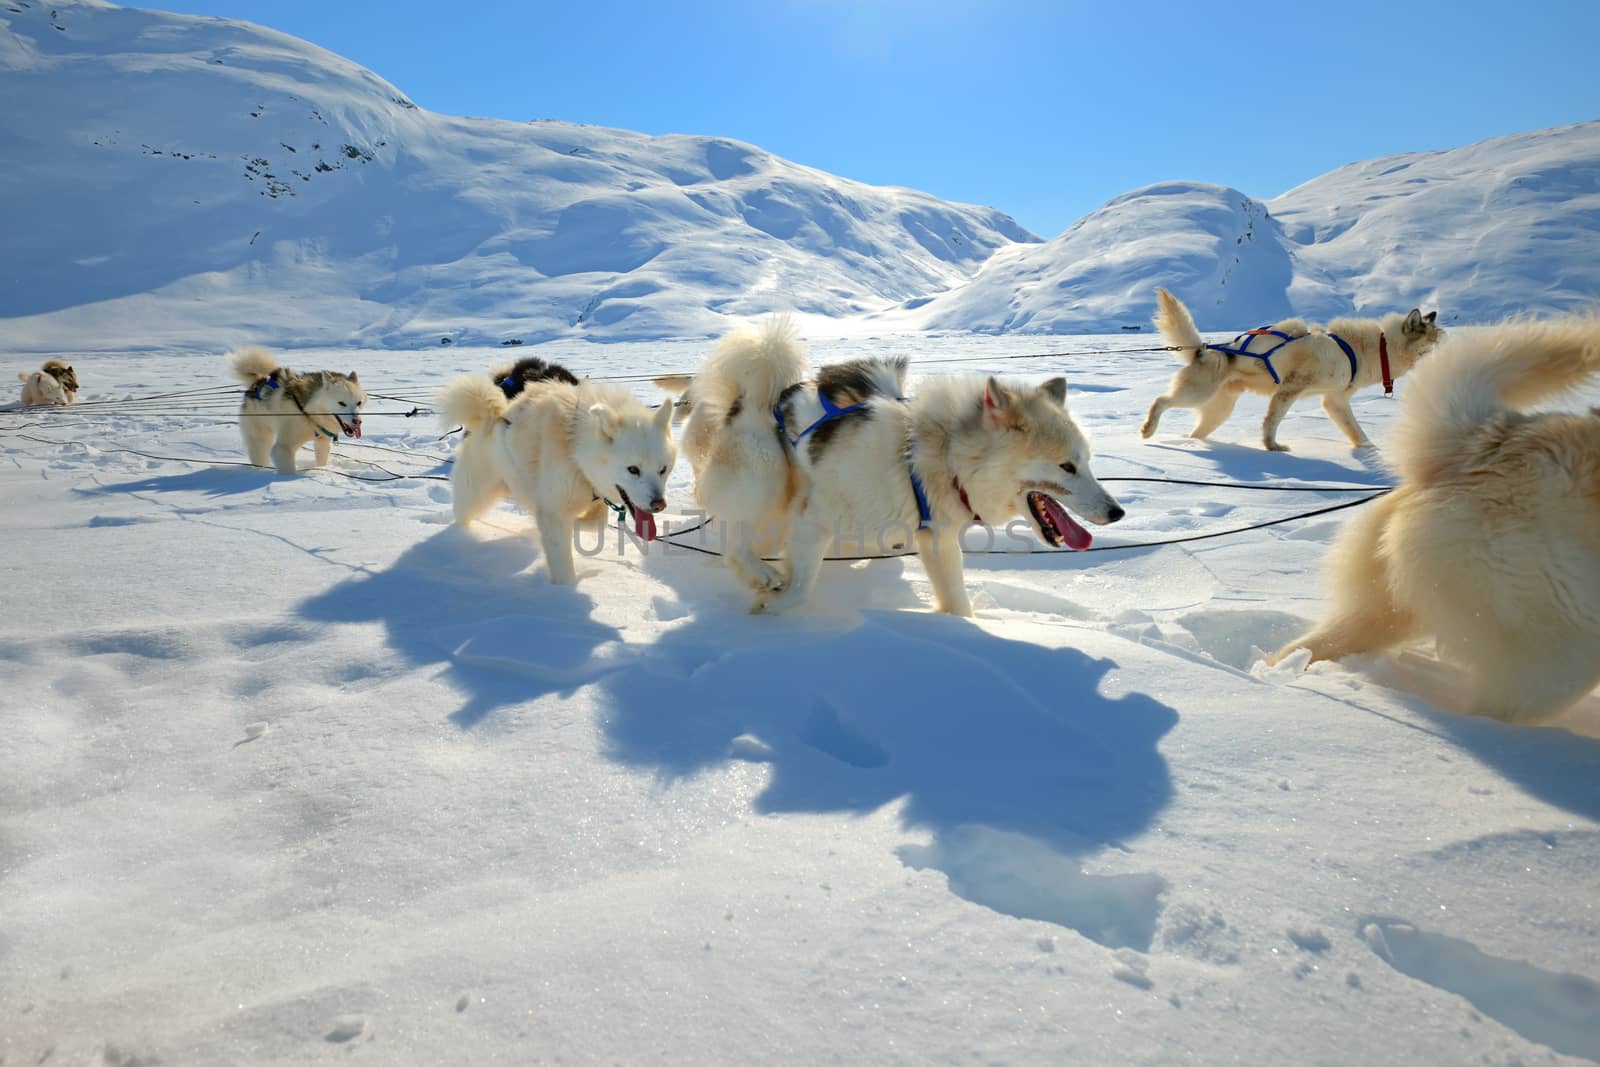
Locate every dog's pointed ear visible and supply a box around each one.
[983,376,1010,411]
[1423,310,1437,325]
[1038,377,1067,407]
[654,400,674,430]
[983,376,1019,428]
[1403,309,1425,337]
[347,371,359,383]
[588,402,619,440]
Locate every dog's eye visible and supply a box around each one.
[628,466,640,476]
[658,466,666,475]
[1060,462,1077,475]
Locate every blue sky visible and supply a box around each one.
[157,0,1600,237]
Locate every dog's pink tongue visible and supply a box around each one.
[634,508,657,542]
[1042,495,1092,551]
[352,421,362,439]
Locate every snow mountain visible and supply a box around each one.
[904,121,1600,334]
[1,1,1594,352]
[0,0,1035,351]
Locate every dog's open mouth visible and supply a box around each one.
[336,415,362,439]
[1027,490,1092,551]
[616,487,657,542]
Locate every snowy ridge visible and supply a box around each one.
[900,121,1600,334]
[5,2,1597,352]
[0,0,1034,352]
[900,181,1293,334]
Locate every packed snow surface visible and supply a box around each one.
[4,335,1598,1065]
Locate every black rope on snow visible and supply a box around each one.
[655,491,1390,562]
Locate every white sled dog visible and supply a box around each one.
[1141,288,1443,451]
[18,359,78,405]
[229,348,366,473]
[438,364,677,586]
[1268,313,1600,723]
[663,319,1124,616]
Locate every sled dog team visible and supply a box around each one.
[21,292,1600,724]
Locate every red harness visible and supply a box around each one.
[954,479,982,524]
[1379,331,1394,396]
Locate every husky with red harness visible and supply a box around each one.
[1140,288,1443,452]
[662,318,1124,616]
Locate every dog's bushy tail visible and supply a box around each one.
[1154,288,1206,362]
[438,374,510,435]
[1391,313,1600,484]
[228,346,280,384]
[652,374,695,424]
[692,316,809,426]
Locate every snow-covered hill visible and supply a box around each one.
[1,2,1594,352]
[0,0,1035,351]
[903,122,1600,334]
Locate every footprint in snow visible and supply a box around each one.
[1361,918,1600,1061]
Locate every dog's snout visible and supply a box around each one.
[650,497,667,513]
[1107,504,1126,523]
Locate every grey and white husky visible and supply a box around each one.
[229,348,366,473]
[662,319,1124,615]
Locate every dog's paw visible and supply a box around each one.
[1265,442,1291,453]
[1139,422,1156,439]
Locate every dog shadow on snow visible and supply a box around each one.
[294,525,624,728]
[1140,439,1392,486]
[1354,652,1600,823]
[595,565,1182,950]
[74,466,282,500]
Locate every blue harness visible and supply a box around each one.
[774,389,936,530]
[909,469,932,530]
[1204,328,1358,386]
[246,375,281,401]
[773,391,866,446]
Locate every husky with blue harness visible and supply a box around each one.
[1140,288,1443,452]
[229,347,367,474]
[662,318,1124,616]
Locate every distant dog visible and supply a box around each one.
[228,348,366,474]
[490,356,580,399]
[1268,314,1600,723]
[439,362,677,585]
[18,359,78,405]
[1142,288,1443,451]
[666,319,1124,615]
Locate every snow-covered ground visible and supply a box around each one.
[4,335,1598,1065]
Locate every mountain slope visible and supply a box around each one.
[901,121,1600,334]
[0,0,1036,350]
[907,182,1293,334]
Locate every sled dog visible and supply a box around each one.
[490,355,580,399]
[18,359,78,405]
[439,362,677,586]
[1268,313,1600,723]
[665,319,1124,616]
[1141,288,1443,451]
[228,348,366,474]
